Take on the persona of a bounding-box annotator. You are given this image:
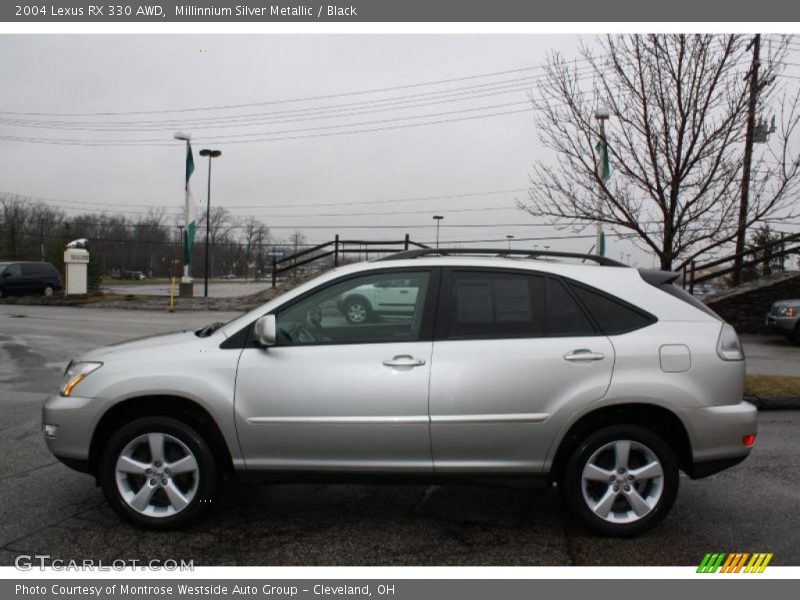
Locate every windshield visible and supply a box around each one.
[0,263,8,275]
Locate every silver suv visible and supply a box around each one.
[765,299,800,344]
[43,249,757,536]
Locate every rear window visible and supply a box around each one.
[569,283,656,335]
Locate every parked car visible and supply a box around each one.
[221,273,236,280]
[765,299,800,344]
[336,277,419,323]
[0,261,62,298]
[43,249,756,536]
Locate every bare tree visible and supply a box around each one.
[521,34,800,270]
[239,216,270,280]
[197,206,232,277]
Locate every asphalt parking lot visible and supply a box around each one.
[1,305,799,566]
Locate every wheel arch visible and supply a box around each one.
[88,395,234,480]
[547,403,693,484]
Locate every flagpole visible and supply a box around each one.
[183,140,191,284]
[595,108,610,257]
[174,131,194,296]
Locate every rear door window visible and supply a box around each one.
[446,271,545,339]
[545,278,596,336]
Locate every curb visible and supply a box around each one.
[745,395,800,410]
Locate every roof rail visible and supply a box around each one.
[376,247,628,267]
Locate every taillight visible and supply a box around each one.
[717,323,745,361]
[742,434,756,448]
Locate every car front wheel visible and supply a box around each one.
[344,297,372,324]
[563,424,678,537]
[99,416,217,529]
[43,285,55,297]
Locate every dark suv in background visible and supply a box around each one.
[0,261,62,297]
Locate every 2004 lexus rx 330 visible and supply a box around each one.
[43,249,757,536]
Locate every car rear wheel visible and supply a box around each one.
[99,416,217,529]
[563,424,678,537]
[344,297,372,324]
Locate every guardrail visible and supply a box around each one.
[680,232,800,294]
[270,234,429,287]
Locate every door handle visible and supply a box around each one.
[563,349,605,362]
[383,355,426,368]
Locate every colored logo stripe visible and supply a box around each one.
[697,552,773,573]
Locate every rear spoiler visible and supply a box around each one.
[637,269,680,286]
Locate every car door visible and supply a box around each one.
[374,278,419,315]
[234,268,439,472]
[428,268,614,473]
[1,263,25,294]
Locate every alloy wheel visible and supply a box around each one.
[114,432,199,518]
[347,302,368,323]
[580,439,664,524]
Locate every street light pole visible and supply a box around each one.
[506,235,514,251]
[199,148,222,298]
[433,215,444,251]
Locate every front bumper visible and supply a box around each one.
[682,400,758,478]
[41,394,105,469]
[765,314,798,335]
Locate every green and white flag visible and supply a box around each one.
[183,143,196,265]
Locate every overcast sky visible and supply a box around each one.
[0,34,797,266]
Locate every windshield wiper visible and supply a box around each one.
[195,322,225,338]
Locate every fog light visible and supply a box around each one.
[742,434,756,447]
[43,424,58,438]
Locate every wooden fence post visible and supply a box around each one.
[334,234,339,267]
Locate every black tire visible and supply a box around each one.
[43,284,55,297]
[343,296,373,324]
[99,416,217,530]
[562,424,678,537]
[792,324,800,346]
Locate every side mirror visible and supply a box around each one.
[253,314,277,347]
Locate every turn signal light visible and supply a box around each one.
[742,434,756,447]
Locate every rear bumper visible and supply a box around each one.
[682,400,758,475]
[686,454,748,479]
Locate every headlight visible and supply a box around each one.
[716,324,745,361]
[60,362,102,397]
[775,305,797,317]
